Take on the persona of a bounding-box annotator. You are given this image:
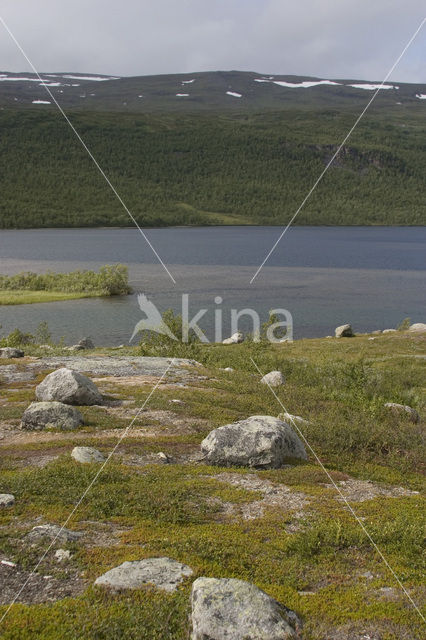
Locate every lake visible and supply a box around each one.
[0,226,425,344]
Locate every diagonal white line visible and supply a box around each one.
[0,359,175,624]
[250,17,426,283]
[0,15,176,285]
[250,357,425,623]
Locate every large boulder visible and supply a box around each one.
[408,323,426,332]
[335,324,354,338]
[384,402,420,423]
[95,557,193,592]
[71,446,105,463]
[0,347,24,359]
[260,371,284,387]
[222,332,244,345]
[21,401,84,431]
[35,368,103,405]
[191,577,302,640]
[201,416,307,468]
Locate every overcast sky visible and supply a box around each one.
[0,1,425,82]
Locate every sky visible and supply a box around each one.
[0,1,425,82]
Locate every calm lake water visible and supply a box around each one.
[0,226,425,344]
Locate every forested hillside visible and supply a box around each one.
[0,73,425,228]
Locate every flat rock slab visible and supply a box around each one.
[201,415,307,468]
[0,348,24,358]
[0,356,201,385]
[95,557,193,592]
[191,577,302,639]
[35,356,200,377]
[71,446,106,463]
[27,524,83,543]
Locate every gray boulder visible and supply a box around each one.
[384,403,420,423]
[191,577,301,640]
[222,332,244,345]
[95,557,193,592]
[382,329,397,334]
[408,323,426,332]
[21,401,84,431]
[0,347,24,358]
[35,367,103,405]
[0,494,15,507]
[201,415,307,468]
[28,524,82,543]
[77,337,95,349]
[260,370,284,387]
[335,324,354,338]
[71,446,105,463]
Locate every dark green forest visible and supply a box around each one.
[0,106,425,228]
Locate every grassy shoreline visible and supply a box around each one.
[0,290,110,305]
[0,265,131,305]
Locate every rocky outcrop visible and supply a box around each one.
[384,402,420,423]
[222,332,244,345]
[71,446,106,463]
[201,415,307,468]
[27,524,83,543]
[0,347,24,358]
[408,323,426,332]
[335,324,354,338]
[95,557,193,592]
[190,577,302,639]
[260,370,284,387]
[21,401,84,431]
[35,368,103,405]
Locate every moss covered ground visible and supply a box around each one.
[0,331,424,639]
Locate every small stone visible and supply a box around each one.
[28,524,82,543]
[71,446,106,463]
[190,577,302,640]
[169,399,185,405]
[0,494,15,507]
[1,559,16,567]
[224,367,234,372]
[384,402,419,423]
[260,370,284,387]
[335,324,354,338]
[278,412,308,425]
[55,549,72,562]
[222,332,244,345]
[95,557,193,592]
[155,452,170,463]
[21,401,84,431]
[0,347,24,358]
